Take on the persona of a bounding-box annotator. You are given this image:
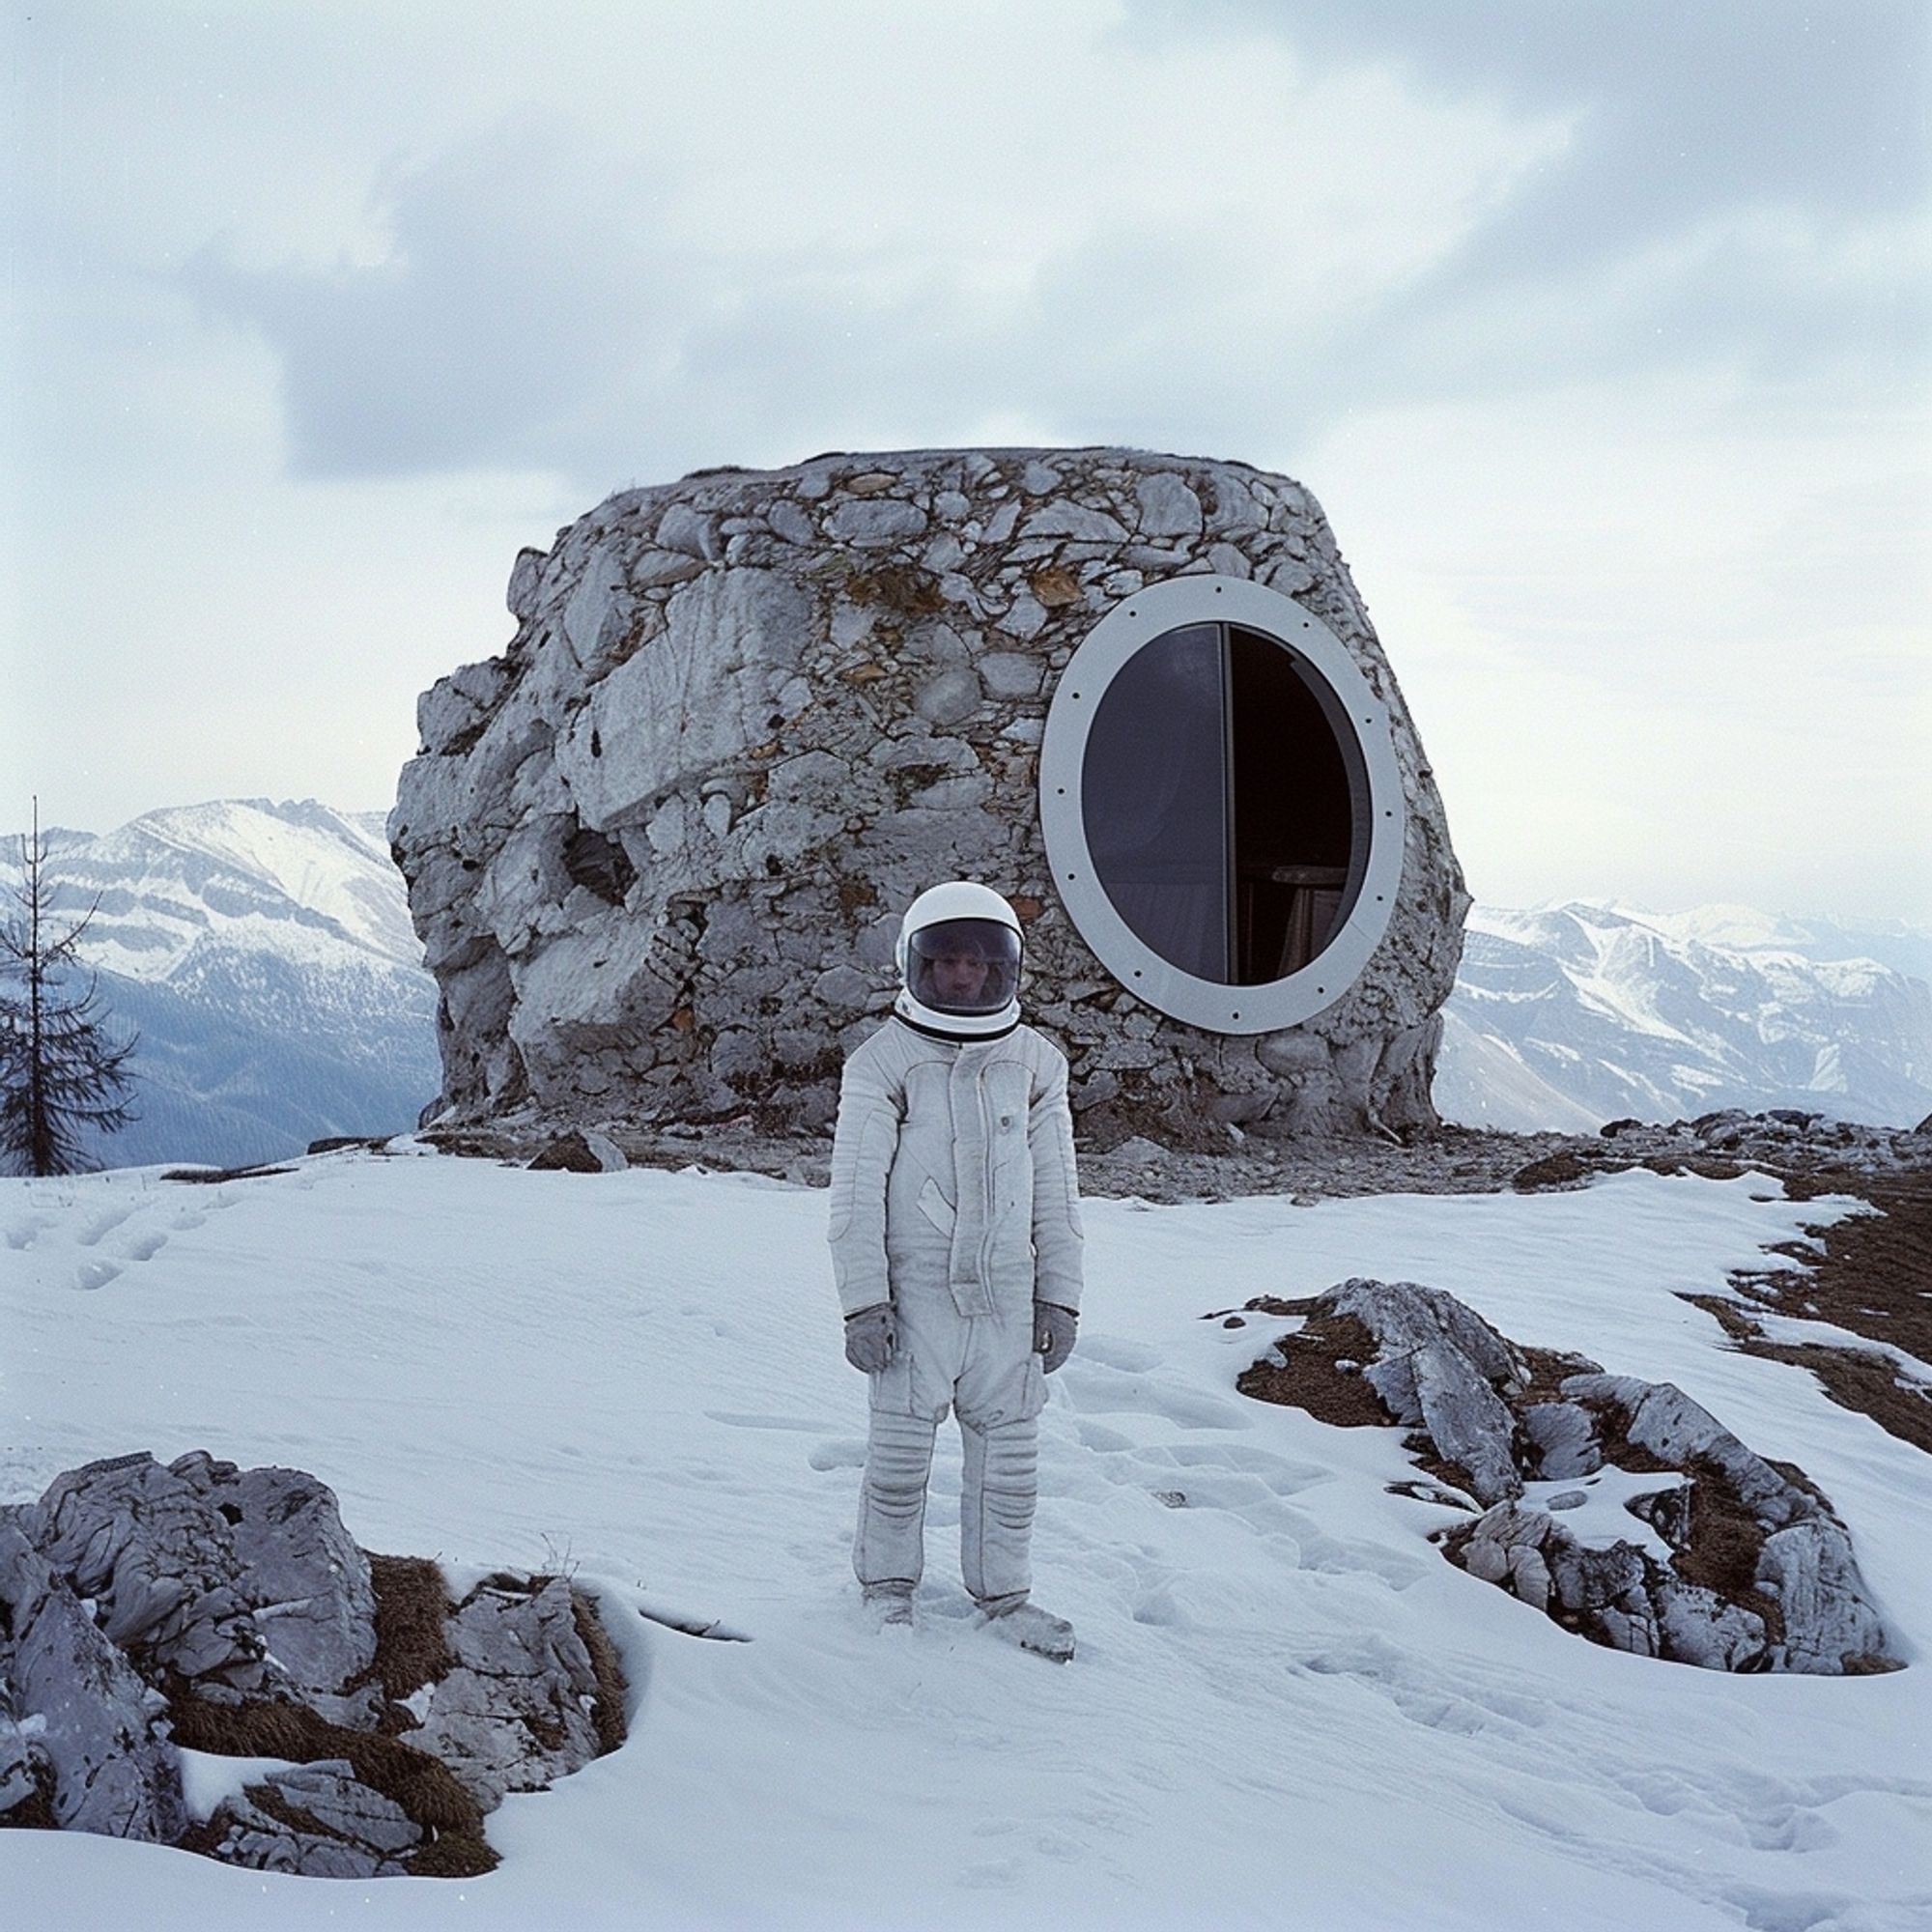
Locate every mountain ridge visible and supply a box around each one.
[0,799,439,1168]
[1435,899,1932,1132]
[6,801,1926,1162]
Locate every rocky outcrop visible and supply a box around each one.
[391,448,1467,1144]
[406,1573,615,1809]
[0,1520,187,1840]
[1236,1280,1898,1673]
[0,1454,627,1878]
[33,1451,380,1721]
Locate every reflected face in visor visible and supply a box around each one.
[905,918,1022,1016]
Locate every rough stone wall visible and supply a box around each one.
[390,448,1468,1142]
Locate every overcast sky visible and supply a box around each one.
[4,0,1927,921]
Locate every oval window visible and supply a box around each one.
[1038,577,1404,1035]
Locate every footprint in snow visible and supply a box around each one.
[1057,1364,1251,1432]
[1071,1335,1166,1374]
[76,1204,139,1248]
[3,1214,52,1251]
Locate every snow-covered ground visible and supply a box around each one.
[2,1153,1927,1929]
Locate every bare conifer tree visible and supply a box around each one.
[0,799,139,1175]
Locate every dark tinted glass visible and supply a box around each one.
[907,919,1021,1013]
[1228,626,1368,981]
[1076,620,1369,988]
[1082,623,1231,981]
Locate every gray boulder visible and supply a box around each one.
[1326,1278,1527,1505]
[34,1452,378,1719]
[34,1453,274,1697]
[409,1573,609,1808]
[1456,1501,1770,1668]
[169,1452,382,1727]
[202,1761,422,1879]
[0,1517,187,1840]
[1547,1374,1893,1672]
[3,1454,628,1878]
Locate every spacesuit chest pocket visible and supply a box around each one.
[984,1065,1032,1180]
[917,1177,956,1236]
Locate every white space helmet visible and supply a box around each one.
[894,880,1024,1039]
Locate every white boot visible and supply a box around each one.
[862,1581,916,1630]
[977,1592,1074,1662]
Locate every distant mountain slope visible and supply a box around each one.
[1435,902,1932,1133]
[8,802,1923,1156]
[0,801,439,1169]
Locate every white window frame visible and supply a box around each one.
[1037,575,1406,1034]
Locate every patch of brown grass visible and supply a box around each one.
[1670,1457,1785,1649]
[1510,1151,1592,1191]
[572,1589,630,1758]
[1698,1169,1932,1456]
[364,1552,454,1719]
[164,1685,496,1874]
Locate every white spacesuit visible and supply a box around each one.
[826,881,1084,1658]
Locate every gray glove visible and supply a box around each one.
[1035,1302,1078,1375]
[844,1302,896,1374]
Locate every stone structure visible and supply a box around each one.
[391,448,1467,1142]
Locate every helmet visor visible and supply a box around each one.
[906,918,1021,1016]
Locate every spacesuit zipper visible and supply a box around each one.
[978,1070,997,1298]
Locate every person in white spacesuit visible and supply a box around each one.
[826,880,1084,1660]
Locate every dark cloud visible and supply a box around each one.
[1129,2,1927,301]
[1111,0,1930,430]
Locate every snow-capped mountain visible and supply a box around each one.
[0,801,439,1169]
[1435,901,1932,1133]
[8,798,1923,1160]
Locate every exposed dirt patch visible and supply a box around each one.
[1401,1434,1479,1497]
[1564,1388,1682,1478]
[1511,1151,1592,1191]
[1768,1170,1932,1358]
[1518,1345,1606,1403]
[417,1111,1930,1212]
[1690,1169,1932,1455]
[1235,1311,1392,1429]
[1668,1456,1786,1647]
